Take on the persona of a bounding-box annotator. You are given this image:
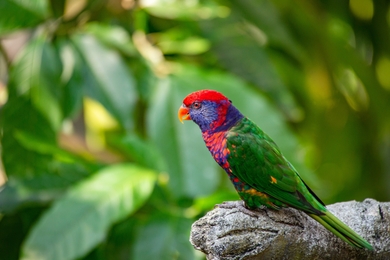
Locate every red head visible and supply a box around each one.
[178,90,242,133]
[182,90,230,107]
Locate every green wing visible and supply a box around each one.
[226,117,325,215]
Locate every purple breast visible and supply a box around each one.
[202,131,230,169]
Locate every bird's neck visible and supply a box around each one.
[204,104,244,134]
[202,105,243,167]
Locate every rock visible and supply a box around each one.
[190,199,390,259]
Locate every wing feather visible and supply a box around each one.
[226,118,325,214]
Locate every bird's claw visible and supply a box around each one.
[216,201,263,218]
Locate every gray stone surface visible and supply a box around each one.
[190,199,390,259]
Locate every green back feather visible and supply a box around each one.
[226,117,325,215]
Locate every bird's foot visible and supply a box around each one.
[217,201,264,218]
[215,201,241,209]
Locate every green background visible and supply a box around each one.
[0,0,389,259]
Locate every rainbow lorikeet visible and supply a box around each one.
[178,89,372,250]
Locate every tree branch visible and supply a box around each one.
[190,199,389,259]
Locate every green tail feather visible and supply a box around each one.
[309,211,373,250]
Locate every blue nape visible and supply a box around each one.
[212,104,244,133]
[189,100,243,133]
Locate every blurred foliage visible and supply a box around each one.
[0,0,389,259]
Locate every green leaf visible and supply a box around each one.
[153,27,210,55]
[142,1,228,20]
[0,94,56,177]
[10,34,63,130]
[132,214,195,260]
[0,0,48,35]
[21,164,156,260]
[14,130,87,163]
[108,133,167,172]
[201,15,301,121]
[103,217,138,258]
[85,23,137,56]
[56,37,84,118]
[72,34,137,130]
[147,77,220,198]
[0,206,46,260]
[0,180,60,213]
[227,0,306,63]
[0,162,97,213]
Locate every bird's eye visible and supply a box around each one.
[192,102,201,109]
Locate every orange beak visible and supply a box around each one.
[178,105,191,123]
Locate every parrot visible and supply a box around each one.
[178,89,373,250]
